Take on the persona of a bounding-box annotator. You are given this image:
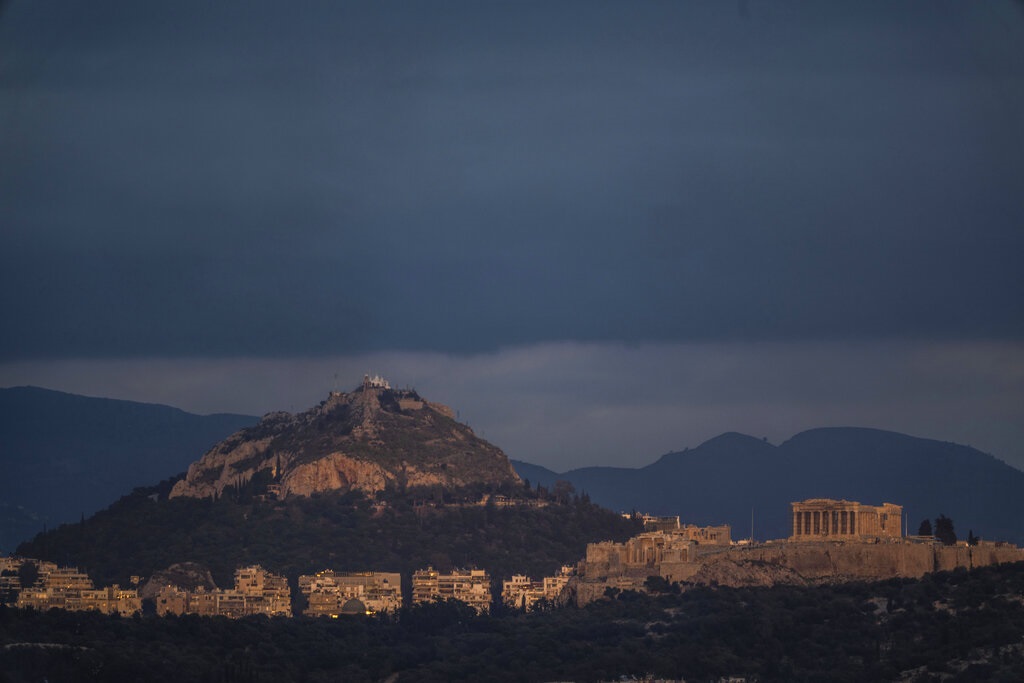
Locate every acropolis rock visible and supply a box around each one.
[574,505,1024,604]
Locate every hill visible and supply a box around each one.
[16,482,641,592]
[513,427,1024,545]
[169,376,521,500]
[0,386,256,553]
[15,378,638,588]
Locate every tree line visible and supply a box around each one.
[917,514,980,546]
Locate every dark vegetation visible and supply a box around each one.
[918,515,981,548]
[4,562,1024,682]
[16,479,640,597]
[935,514,957,546]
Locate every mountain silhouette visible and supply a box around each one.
[0,386,256,552]
[4,385,1021,552]
[513,427,1024,545]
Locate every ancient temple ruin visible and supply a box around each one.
[790,498,902,541]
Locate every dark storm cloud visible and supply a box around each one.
[2,1,1023,359]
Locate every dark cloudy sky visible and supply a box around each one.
[2,1,1023,472]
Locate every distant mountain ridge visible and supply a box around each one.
[0,386,257,552]
[5,386,1022,554]
[513,427,1024,545]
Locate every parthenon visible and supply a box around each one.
[790,498,902,541]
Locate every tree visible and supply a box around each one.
[934,514,957,546]
[918,519,933,536]
[967,530,978,546]
[17,560,40,590]
[644,575,679,594]
[552,480,576,505]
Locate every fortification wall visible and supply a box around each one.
[584,542,627,578]
[576,538,1024,605]
[703,542,1024,584]
[734,542,934,581]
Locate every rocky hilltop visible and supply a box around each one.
[170,377,520,500]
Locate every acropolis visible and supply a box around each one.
[572,498,1024,604]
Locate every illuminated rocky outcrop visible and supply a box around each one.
[170,376,519,500]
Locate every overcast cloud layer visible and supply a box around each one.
[2,2,1023,472]
[3,1,1023,357]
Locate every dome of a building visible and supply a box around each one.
[340,598,367,615]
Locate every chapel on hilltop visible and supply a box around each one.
[362,374,391,390]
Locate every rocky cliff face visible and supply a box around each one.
[574,539,1024,604]
[169,381,520,500]
[660,541,1024,590]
